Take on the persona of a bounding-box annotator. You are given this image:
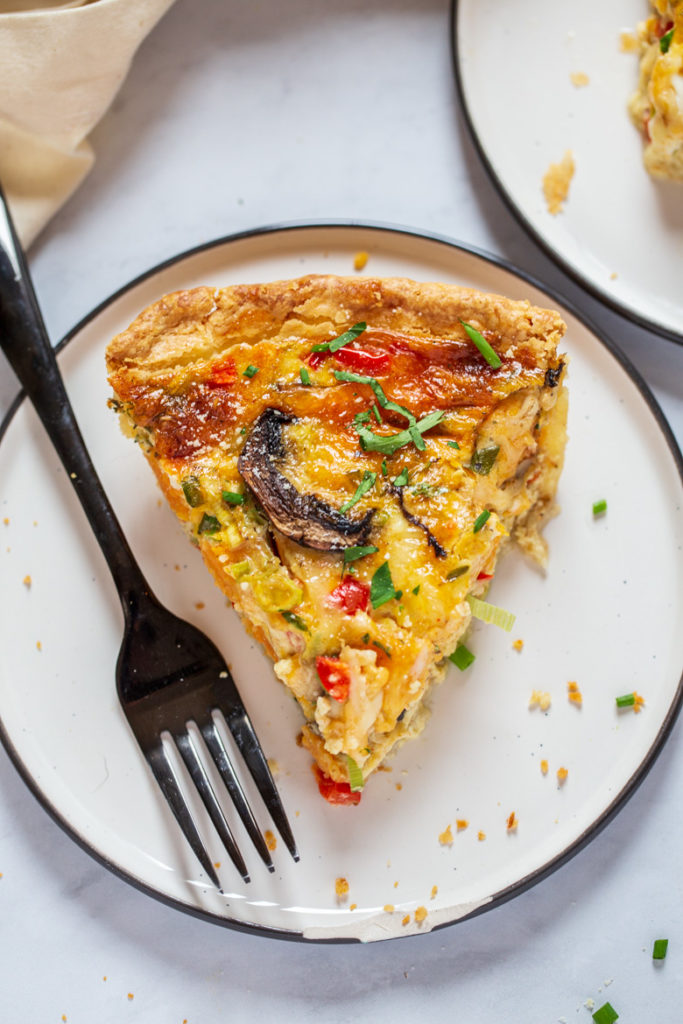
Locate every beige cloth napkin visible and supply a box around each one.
[0,0,176,246]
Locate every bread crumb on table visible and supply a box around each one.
[401,914,410,926]
[477,831,486,841]
[506,811,518,832]
[620,30,639,52]
[430,885,438,900]
[438,824,454,846]
[512,638,524,651]
[22,575,31,587]
[567,681,583,706]
[264,830,277,851]
[542,151,575,215]
[383,903,395,913]
[414,906,428,924]
[353,251,369,271]
[456,819,468,831]
[557,766,569,785]
[335,876,349,902]
[569,71,590,87]
[540,758,549,775]
[529,689,551,711]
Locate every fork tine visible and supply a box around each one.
[221,708,300,863]
[174,730,251,883]
[144,742,222,890]
[200,717,275,873]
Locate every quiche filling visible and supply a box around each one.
[106,275,568,804]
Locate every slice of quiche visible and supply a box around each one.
[629,0,683,182]
[106,275,567,804]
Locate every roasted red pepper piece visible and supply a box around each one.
[313,765,362,806]
[326,577,370,615]
[334,346,391,374]
[477,572,493,581]
[316,655,351,702]
[207,357,237,388]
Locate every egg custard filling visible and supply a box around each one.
[106,275,568,804]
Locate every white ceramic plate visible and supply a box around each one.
[453,0,683,343]
[1,224,682,943]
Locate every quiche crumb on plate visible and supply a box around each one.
[106,274,568,804]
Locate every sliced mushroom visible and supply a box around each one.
[390,484,447,558]
[238,408,374,551]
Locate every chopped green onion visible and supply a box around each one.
[197,513,221,535]
[393,468,410,487]
[381,459,388,477]
[412,585,420,595]
[222,490,245,505]
[312,321,367,354]
[243,364,259,378]
[447,565,470,580]
[653,938,668,960]
[370,560,399,608]
[447,440,460,449]
[343,544,379,563]
[333,369,415,422]
[354,410,371,426]
[592,499,607,517]
[660,27,674,53]
[299,366,311,385]
[470,444,500,475]
[356,409,445,456]
[345,754,365,791]
[449,643,475,671]
[473,509,491,533]
[592,1002,619,1024]
[372,639,392,657]
[340,470,377,514]
[181,475,203,508]
[371,403,381,424]
[280,610,309,632]
[466,594,516,632]
[460,320,502,369]
[616,692,636,708]
[361,632,370,644]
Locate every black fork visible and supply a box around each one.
[0,187,298,887]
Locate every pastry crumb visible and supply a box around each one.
[2,517,8,525]
[401,914,410,926]
[540,758,549,775]
[529,689,551,711]
[353,251,369,271]
[194,601,205,610]
[264,830,277,851]
[569,71,590,87]
[430,885,438,899]
[620,30,639,53]
[506,811,518,832]
[395,782,402,791]
[36,641,42,651]
[542,151,575,214]
[557,766,569,785]
[567,681,583,706]
[383,903,395,912]
[127,993,134,1001]
[414,906,428,924]
[213,861,221,869]
[349,903,357,910]
[335,876,349,902]
[438,824,454,846]
[455,819,468,831]
[477,830,486,841]
[512,638,524,651]
[609,271,618,280]
[22,574,31,587]
[267,758,279,776]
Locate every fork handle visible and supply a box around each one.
[0,186,151,612]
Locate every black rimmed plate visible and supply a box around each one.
[452,0,683,344]
[1,223,682,942]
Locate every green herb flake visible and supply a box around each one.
[222,490,245,506]
[470,444,500,475]
[346,754,365,791]
[197,513,221,535]
[312,321,367,354]
[371,403,382,424]
[299,366,311,386]
[356,409,444,456]
[412,585,420,595]
[473,509,491,533]
[343,544,379,563]
[449,643,475,671]
[370,560,399,609]
[372,639,392,658]
[592,1002,619,1024]
[361,633,370,644]
[447,440,460,450]
[280,610,309,632]
[592,499,607,517]
[354,410,372,426]
[652,938,669,960]
[460,320,502,369]
[447,565,470,581]
[615,692,636,708]
[660,27,674,53]
[243,364,259,378]
[381,459,388,477]
[340,470,377,514]
[181,475,203,508]
[393,468,410,487]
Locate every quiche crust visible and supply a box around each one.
[106,275,568,801]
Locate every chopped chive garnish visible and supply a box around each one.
[361,632,370,644]
[460,320,502,369]
[370,560,399,608]
[340,470,377,514]
[412,585,420,595]
[299,366,311,385]
[473,509,491,533]
[243,364,259,378]
[356,409,445,456]
[280,610,309,632]
[354,410,372,426]
[345,754,365,791]
[447,440,460,449]
[592,1002,619,1024]
[181,475,203,508]
[393,468,410,487]
[371,403,381,424]
[334,369,414,421]
[592,499,607,516]
[470,444,500,475]
[381,459,388,477]
[372,639,392,657]
[222,490,245,505]
[466,594,516,632]
[660,27,674,53]
[653,938,668,960]
[615,692,636,708]
[312,321,367,354]
[197,513,221,535]
[449,643,475,671]
[343,544,379,563]
[447,565,470,580]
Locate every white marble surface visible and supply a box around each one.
[1,1,682,1020]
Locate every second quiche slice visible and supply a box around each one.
[106,275,568,804]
